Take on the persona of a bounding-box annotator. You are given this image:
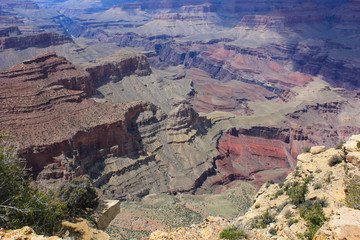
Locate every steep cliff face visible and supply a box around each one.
[81,49,152,86]
[0,33,74,50]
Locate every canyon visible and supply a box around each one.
[0,0,360,238]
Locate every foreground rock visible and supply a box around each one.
[0,227,61,240]
[314,207,360,240]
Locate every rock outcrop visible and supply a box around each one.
[81,49,152,86]
[0,227,61,240]
[314,207,360,240]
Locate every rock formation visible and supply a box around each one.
[0,227,61,240]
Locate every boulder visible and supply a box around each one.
[314,207,360,240]
[310,146,327,154]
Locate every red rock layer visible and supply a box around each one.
[208,127,297,188]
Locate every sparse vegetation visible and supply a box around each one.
[220,226,247,239]
[345,175,360,210]
[284,210,292,219]
[274,189,284,198]
[299,202,326,239]
[287,218,295,227]
[0,133,65,235]
[56,175,99,216]
[269,227,277,235]
[293,167,300,177]
[286,180,308,206]
[357,141,360,149]
[328,155,343,167]
[266,180,274,188]
[250,210,275,229]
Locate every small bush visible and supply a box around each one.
[299,202,326,240]
[357,142,360,149]
[294,167,300,177]
[250,210,275,229]
[286,181,308,206]
[287,218,295,227]
[0,134,65,235]
[269,227,277,235]
[254,204,260,209]
[56,175,99,216]
[284,210,292,219]
[276,202,288,213]
[316,197,328,208]
[275,189,284,198]
[266,180,275,188]
[220,226,247,240]
[304,175,313,184]
[345,176,360,210]
[279,183,284,188]
[328,155,342,167]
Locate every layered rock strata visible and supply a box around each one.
[0,52,215,200]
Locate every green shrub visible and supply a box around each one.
[254,204,260,209]
[357,142,360,149]
[293,167,300,177]
[316,197,328,208]
[304,175,313,184]
[276,202,288,213]
[250,210,275,229]
[345,176,360,210]
[220,226,247,239]
[0,134,65,235]
[328,155,342,167]
[56,175,99,216]
[275,189,284,198]
[284,210,292,219]
[269,227,277,235]
[287,218,295,227]
[299,202,326,240]
[286,181,308,206]
[266,180,274,188]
